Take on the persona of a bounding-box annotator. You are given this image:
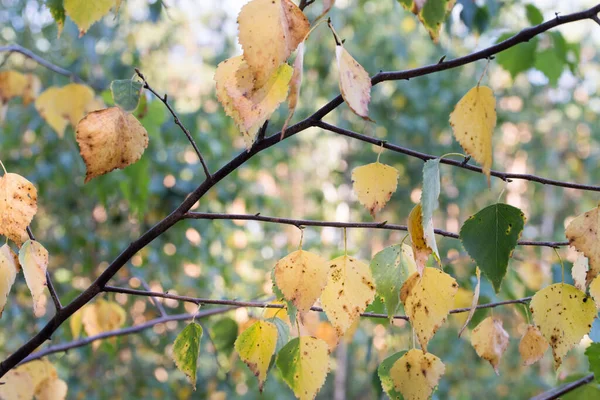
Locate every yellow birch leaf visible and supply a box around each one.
[336,44,372,120]
[408,203,432,274]
[0,369,35,400]
[35,83,95,137]
[449,85,496,183]
[276,336,330,400]
[281,41,305,138]
[389,349,445,400]
[0,70,27,103]
[572,254,589,292]
[321,255,375,336]
[64,0,116,36]
[351,162,399,217]
[36,377,68,400]
[76,107,149,183]
[519,324,549,366]
[70,308,84,339]
[0,244,18,317]
[237,0,309,87]
[274,250,329,312]
[18,240,48,317]
[589,275,600,309]
[566,206,600,284]
[234,320,278,391]
[215,56,293,149]
[0,173,38,245]
[458,267,481,337]
[82,299,127,349]
[530,283,596,369]
[400,267,458,352]
[471,316,509,374]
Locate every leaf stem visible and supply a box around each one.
[0,158,7,175]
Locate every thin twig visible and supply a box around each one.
[530,374,595,400]
[135,68,212,180]
[136,277,167,317]
[25,227,62,311]
[0,44,83,82]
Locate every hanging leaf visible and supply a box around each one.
[19,240,48,317]
[210,318,238,356]
[519,325,549,366]
[0,172,38,245]
[335,42,372,120]
[530,283,596,369]
[565,206,600,284]
[589,275,600,309]
[377,351,405,400]
[495,33,538,79]
[389,349,445,400]
[370,243,416,319]
[0,244,18,317]
[172,322,203,389]
[572,254,589,291]
[274,250,329,312]
[351,162,399,217]
[81,299,127,349]
[235,320,278,391]
[459,203,525,293]
[110,79,144,112]
[276,336,329,400]
[458,267,481,337]
[282,41,305,138]
[471,316,509,374]
[64,0,117,36]
[421,158,441,262]
[76,107,149,183]
[397,0,455,42]
[449,85,496,183]
[36,377,68,400]
[321,255,376,336]
[46,0,66,36]
[237,0,309,87]
[400,267,458,352]
[408,203,432,274]
[0,70,40,107]
[272,269,298,326]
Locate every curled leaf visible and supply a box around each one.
[19,240,49,317]
[471,316,509,374]
[458,267,481,337]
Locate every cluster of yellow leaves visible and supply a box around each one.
[0,358,67,400]
[70,299,127,349]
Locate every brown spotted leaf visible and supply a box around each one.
[471,316,509,374]
[0,173,38,245]
[519,324,549,366]
[566,206,600,284]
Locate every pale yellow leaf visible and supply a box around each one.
[215,56,293,148]
[237,0,309,87]
[336,45,372,120]
[0,173,38,245]
[82,299,127,349]
[35,377,68,400]
[0,369,34,400]
[321,255,375,336]
[458,267,481,337]
[519,325,549,366]
[351,162,399,217]
[530,283,596,369]
[234,320,278,391]
[400,267,458,352]
[566,206,600,284]
[0,244,18,317]
[572,254,589,292]
[18,240,49,317]
[471,316,509,374]
[15,359,67,400]
[389,349,445,400]
[274,250,329,312]
[64,0,116,36]
[589,275,600,309]
[449,85,496,183]
[408,203,432,274]
[76,107,149,182]
[282,41,305,138]
[35,83,95,137]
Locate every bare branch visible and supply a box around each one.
[530,374,595,400]
[0,44,84,83]
[135,68,212,180]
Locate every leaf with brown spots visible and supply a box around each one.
[566,206,600,284]
[351,162,399,218]
[470,316,509,374]
[400,267,459,352]
[530,283,596,369]
[321,255,376,336]
[234,320,278,392]
[335,41,372,120]
[0,173,38,245]
[274,250,329,312]
[389,349,445,400]
[408,203,433,275]
[519,324,548,366]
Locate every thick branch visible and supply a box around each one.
[530,374,595,400]
[183,212,568,248]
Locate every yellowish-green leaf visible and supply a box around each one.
[351,162,399,217]
[449,85,496,183]
[0,244,18,317]
[35,83,96,137]
[400,267,458,352]
[76,107,149,183]
[321,255,375,336]
[64,0,116,36]
[16,359,57,392]
[519,324,549,366]
[336,44,372,120]
[566,206,600,284]
[389,349,445,400]
[0,173,38,245]
[19,240,48,317]
[471,316,509,374]
[237,0,309,87]
[274,249,329,312]
[234,320,278,391]
[589,275,600,309]
[282,41,305,138]
[530,283,596,369]
[276,336,329,400]
[408,203,432,274]
[172,322,203,390]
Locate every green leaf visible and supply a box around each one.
[377,351,406,400]
[267,317,290,353]
[525,4,543,25]
[46,0,65,35]
[535,48,564,86]
[370,244,415,319]
[110,79,144,112]
[397,0,454,42]
[496,34,538,78]
[210,317,238,356]
[586,343,600,383]
[172,322,203,389]
[460,203,525,292]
